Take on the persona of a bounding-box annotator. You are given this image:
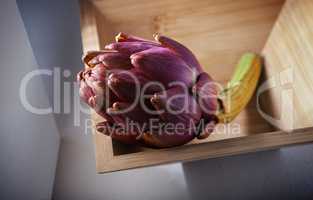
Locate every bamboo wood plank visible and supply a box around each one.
[99,127,313,172]
[262,0,313,130]
[79,0,313,173]
[79,0,115,170]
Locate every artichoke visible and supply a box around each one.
[77,32,219,148]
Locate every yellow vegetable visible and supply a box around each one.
[217,53,262,123]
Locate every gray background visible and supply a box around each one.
[0,1,60,199]
[1,0,312,199]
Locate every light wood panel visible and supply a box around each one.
[79,0,313,173]
[92,0,285,81]
[98,127,313,172]
[80,0,115,168]
[262,0,313,130]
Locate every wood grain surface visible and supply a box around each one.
[262,0,313,130]
[79,0,313,173]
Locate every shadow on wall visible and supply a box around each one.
[17,0,84,136]
[182,145,313,200]
[0,0,60,199]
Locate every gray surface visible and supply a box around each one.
[17,0,83,135]
[183,146,313,200]
[17,0,313,200]
[0,1,60,199]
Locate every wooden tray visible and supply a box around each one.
[79,0,313,173]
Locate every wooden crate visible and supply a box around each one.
[79,0,313,173]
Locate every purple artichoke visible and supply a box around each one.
[77,33,218,148]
